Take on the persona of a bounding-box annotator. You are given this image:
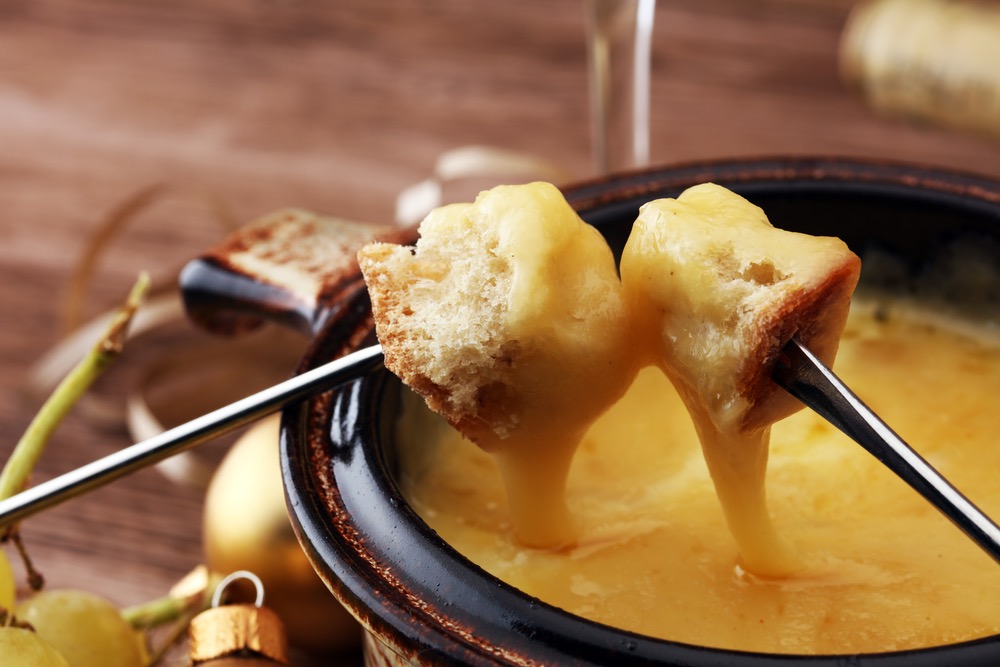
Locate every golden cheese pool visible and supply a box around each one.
[397,300,1000,655]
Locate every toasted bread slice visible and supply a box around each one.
[358,182,637,546]
[358,182,635,448]
[620,182,860,576]
[621,182,861,435]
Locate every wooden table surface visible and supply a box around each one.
[3,1,1000,664]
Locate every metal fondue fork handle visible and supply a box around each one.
[0,344,385,530]
[772,337,1000,566]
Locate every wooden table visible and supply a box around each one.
[2,1,999,664]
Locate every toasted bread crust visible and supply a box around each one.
[621,182,862,434]
[357,182,636,448]
[362,182,861,442]
[736,254,860,432]
[359,242,523,442]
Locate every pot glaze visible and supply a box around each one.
[183,157,1000,666]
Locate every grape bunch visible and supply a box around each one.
[0,550,71,667]
[0,549,145,667]
[15,589,145,667]
[0,626,68,667]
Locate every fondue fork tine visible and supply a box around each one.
[0,344,385,530]
[772,337,1000,565]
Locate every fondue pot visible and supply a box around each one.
[181,157,1000,666]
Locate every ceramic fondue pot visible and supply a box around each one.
[181,157,1000,666]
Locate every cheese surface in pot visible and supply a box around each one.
[398,302,1000,654]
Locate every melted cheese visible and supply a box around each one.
[362,182,638,548]
[619,184,858,577]
[474,185,638,548]
[398,302,1000,654]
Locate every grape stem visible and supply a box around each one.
[121,570,222,629]
[122,567,224,667]
[10,534,43,591]
[0,272,150,538]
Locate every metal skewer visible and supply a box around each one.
[2,335,999,570]
[772,337,1000,565]
[0,344,384,529]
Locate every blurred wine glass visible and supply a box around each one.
[585,0,656,174]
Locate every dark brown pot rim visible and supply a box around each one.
[281,156,1000,666]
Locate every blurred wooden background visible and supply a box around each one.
[2,0,1000,663]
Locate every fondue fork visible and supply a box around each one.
[1,337,999,568]
[772,337,1000,565]
[0,344,385,529]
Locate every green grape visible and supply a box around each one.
[16,589,143,667]
[0,548,15,613]
[0,626,69,666]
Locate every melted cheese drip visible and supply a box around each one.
[688,421,797,578]
[619,183,857,577]
[398,303,1000,654]
[477,186,636,548]
[408,183,638,548]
